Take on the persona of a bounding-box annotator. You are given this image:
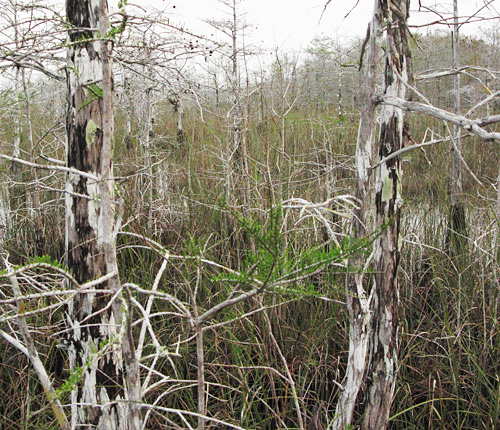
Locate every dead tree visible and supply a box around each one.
[65,0,141,428]
[360,0,410,428]
[207,0,252,263]
[448,0,467,256]
[330,1,383,427]
[331,1,411,428]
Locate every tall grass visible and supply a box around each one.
[1,65,499,429]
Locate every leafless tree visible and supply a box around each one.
[206,0,253,262]
[64,0,141,427]
[331,0,412,428]
[361,0,411,427]
[330,0,382,427]
[448,0,467,256]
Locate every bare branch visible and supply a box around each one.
[376,95,500,141]
[0,154,99,181]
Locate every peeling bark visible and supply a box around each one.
[361,1,410,428]
[330,1,383,428]
[65,0,141,428]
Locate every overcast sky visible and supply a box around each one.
[135,0,500,53]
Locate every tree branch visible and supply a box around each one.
[0,154,99,181]
[376,95,500,141]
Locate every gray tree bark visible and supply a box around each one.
[332,1,412,428]
[0,187,8,244]
[141,55,155,234]
[330,1,383,427]
[220,0,249,264]
[361,1,410,428]
[65,0,141,428]
[448,0,467,257]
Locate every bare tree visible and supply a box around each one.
[361,0,410,428]
[139,42,156,233]
[0,0,64,250]
[0,186,9,245]
[65,0,140,427]
[330,0,382,427]
[206,0,253,261]
[20,68,45,252]
[331,1,411,428]
[448,0,467,256]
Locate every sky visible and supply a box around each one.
[134,0,500,53]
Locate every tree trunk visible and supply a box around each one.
[13,67,22,172]
[141,60,155,234]
[448,0,467,257]
[12,3,22,185]
[65,0,141,428]
[21,68,44,253]
[361,1,410,428]
[196,324,206,430]
[229,0,244,177]
[330,1,383,427]
[123,69,134,150]
[10,67,22,220]
[175,95,185,146]
[223,0,248,264]
[0,186,9,245]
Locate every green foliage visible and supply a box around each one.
[29,254,65,269]
[77,83,103,110]
[106,0,128,42]
[210,206,371,300]
[106,24,125,40]
[0,255,69,277]
[87,83,103,99]
[183,233,205,258]
[237,205,282,280]
[55,367,83,399]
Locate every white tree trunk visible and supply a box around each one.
[0,186,9,245]
[222,0,248,262]
[141,52,155,233]
[65,0,141,428]
[12,4,21,173]
[175,95,185,145]
[123,68,133,149]
[361,1,410,428]
[330,1,383,428]
[13,68,21,161]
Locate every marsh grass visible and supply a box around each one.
[1,70,499,429]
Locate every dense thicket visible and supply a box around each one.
[1,2,499,427]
